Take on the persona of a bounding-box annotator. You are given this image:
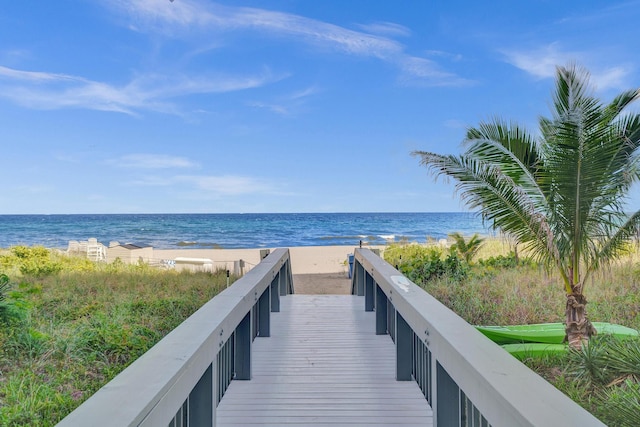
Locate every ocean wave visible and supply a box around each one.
[318,235,366,241]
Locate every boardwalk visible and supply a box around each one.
[217,294,434,426]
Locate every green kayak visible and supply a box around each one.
[501,343,568,359]
[476,322,639,345]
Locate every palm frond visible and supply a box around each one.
[600,88,640,127]
[412,150,557,264]
[586,210,640,280]
[465,118,540,172]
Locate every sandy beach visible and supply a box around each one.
[153,245,382,274]
[153,245,384,294]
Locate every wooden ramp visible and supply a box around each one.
[217,295,433,426]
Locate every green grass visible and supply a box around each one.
[0,246,232,426]
[384,239,640,424]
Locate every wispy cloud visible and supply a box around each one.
[0,1,470,115]
[109,154,198,169]
[0,65,280,115]
[502,43,633,91]
[179,175,272,195]
[502,43,571,79]
[398,57,473,87]
[444,119,467,129]
[0,65,79,83]
[289,86,320,100]
[130,173,280,196]
[111,0,211,30]
[107,0,468,87]
[355,22,411,38]
[249,85,320,116]
[247,101,290,116]
[425,50,463,62]
[17,184,54,194]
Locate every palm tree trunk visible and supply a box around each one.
[564,292,597,348]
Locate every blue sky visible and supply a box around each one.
[1,1,639,214]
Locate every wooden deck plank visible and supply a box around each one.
[216,295,433,426]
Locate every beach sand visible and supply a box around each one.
[153,245,384,295]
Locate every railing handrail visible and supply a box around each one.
[57,248,292,427]
[353,247,605,427]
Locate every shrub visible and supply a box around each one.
[477,251,536,269]
[384,244,468,284]
[0,246,63,277]
[0,275,29,326]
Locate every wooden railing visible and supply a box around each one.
[57,248,293,427]
[351,247,605,427]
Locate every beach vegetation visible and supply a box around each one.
[384,243,468,283]
[0,273,29,326]
[449,232,484,263]
[0,246,233,426]
[413,64,640,349]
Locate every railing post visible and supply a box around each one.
[436,362,460,426]
[271,273,280,313]
[279,264,288,296]
[235,312,251,380]
[375,284,387,335]
[387,300,396,342]
[356,263,365,296]
[189,363,214,426]
[365,273,374,312]
[396,312,412,381]
[258,287,270,337]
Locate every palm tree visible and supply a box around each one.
[449,232,484,264]
[413,64,640,348]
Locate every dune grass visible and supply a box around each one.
[0,246,232,426]
[384,238,640,425]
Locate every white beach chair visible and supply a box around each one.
[86,238,107,262]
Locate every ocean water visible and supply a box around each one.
[0,212,493,250]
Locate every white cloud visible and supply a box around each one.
[247,101,290,116]
[111,154,198,169]
[398,57,474,87]
[502,43,633,91]
[107,0,468,86]
[0,65,280,115]
[0,1,471,116]
[17,184,54,194]
[178,175,271,195]
[289,86,320,100]
[444,119,467,129]
[248,85,320,116]
[355,22,411,38]
[502,43,569,79]
[127,172,280,196]
[109,0,403,58]
[111,0,211,30]
[590,66,631,92]
[0,65,80,83]
[425,50,463,62]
